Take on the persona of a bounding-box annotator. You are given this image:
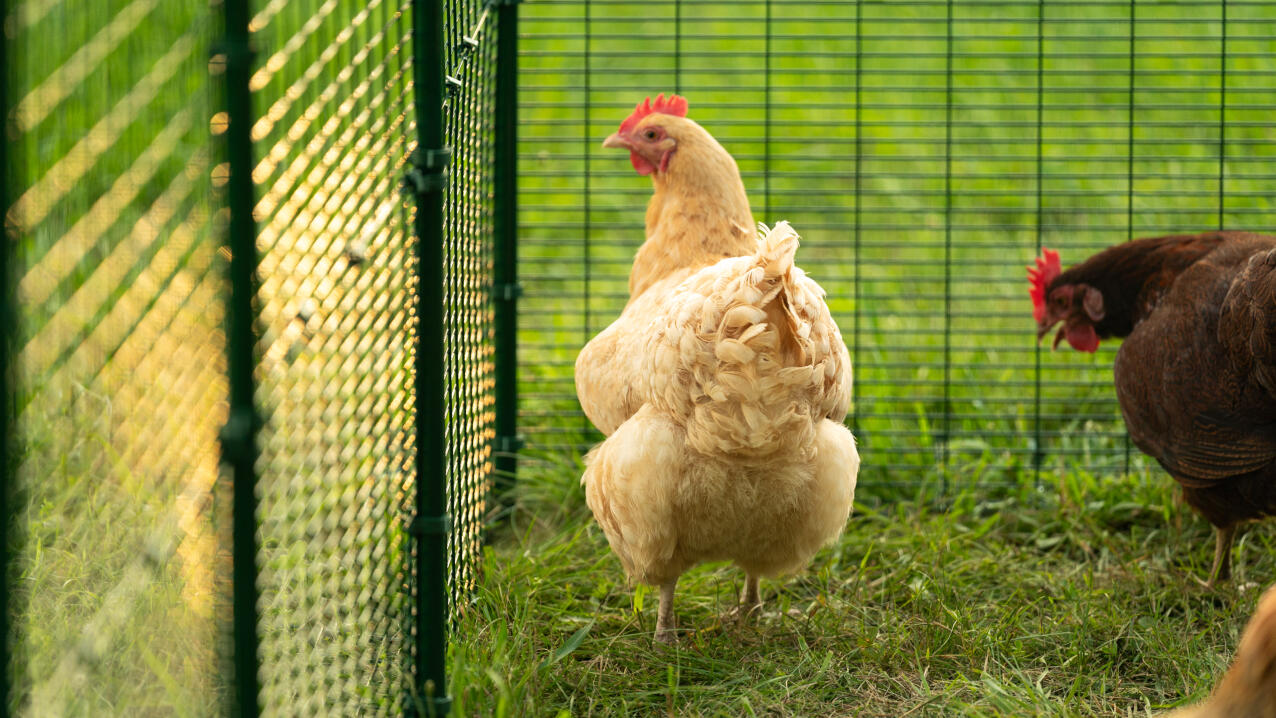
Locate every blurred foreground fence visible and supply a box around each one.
[516,0,1276,494]
[3,0,1276,714]
[2,0,514,715]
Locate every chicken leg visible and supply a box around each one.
[1208,524,1237,587]
[655,580,678,644]
[740,574,761,618]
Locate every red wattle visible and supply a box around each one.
[630,151,656,176]
[1065,323,1100,353]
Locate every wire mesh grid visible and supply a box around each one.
[516,0,1276,495]
[441,0,498,622]
[2,0,503,713]
[6,0,224,713]
[246,0,419,714]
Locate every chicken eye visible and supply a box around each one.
[643,129,658,140]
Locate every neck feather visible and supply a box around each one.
[628,135,756,297]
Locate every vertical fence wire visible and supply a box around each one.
[1032,0,1045,487]
[764,0,772,219]
[1124,0,1135,477]
[852,0,862,442]
[1217,0,1227,231]
[674,0,682,92]
[494,0,522,502]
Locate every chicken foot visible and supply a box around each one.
[655,580,678,644]
[1208,524,1237,587]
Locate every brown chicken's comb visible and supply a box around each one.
[618,93,689,134]
[1027,248,1061,322]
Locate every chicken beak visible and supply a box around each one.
[602,132,630,150]
[1051,326,1066,350]
[1035,321,1061,350]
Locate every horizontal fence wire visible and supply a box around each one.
[516,0,1276,496]
[247,0,418,714]
[7,0,225,713]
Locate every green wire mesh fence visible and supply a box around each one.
[3,0,510,714]
[441,0,500,623]
[516,0,1276,495]
[246,1,419,714]
[7,2,224,714]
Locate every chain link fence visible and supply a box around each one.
[246,1,420,714]
[7,1,224,713]
[3,0,511,715]
[516,0,1276,496]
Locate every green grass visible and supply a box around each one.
[491,11,1276,711]
[450,461,1276,717]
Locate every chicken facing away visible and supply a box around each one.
[1166,583,1276,718]
[576,95,859,643]
[1030,232,1276,585]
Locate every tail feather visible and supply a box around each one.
[642,221,852,459]
[758,221,799,278]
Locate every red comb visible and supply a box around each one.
[1027,248,1062,322]
[618,94,689,134]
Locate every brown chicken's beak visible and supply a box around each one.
[1035,321,1061,350]
[602,132,630,150]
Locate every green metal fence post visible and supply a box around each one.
[493,0,523,503]
[410,0,452,715]
[218,0,263,715]
[0,0,13,712]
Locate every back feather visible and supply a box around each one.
[641,222,851,459]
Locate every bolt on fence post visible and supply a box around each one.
[493,0,523,508]
[410,0,452,715]
[217,0,263,715]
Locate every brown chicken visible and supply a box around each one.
[576,95,859,643]
[1030,231,1276,585]
[1166,583,1276,718]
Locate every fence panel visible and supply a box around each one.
[6,1,225,714]
[4,0,506,714]
[246,1,419,714]
[516,0,1276,495]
